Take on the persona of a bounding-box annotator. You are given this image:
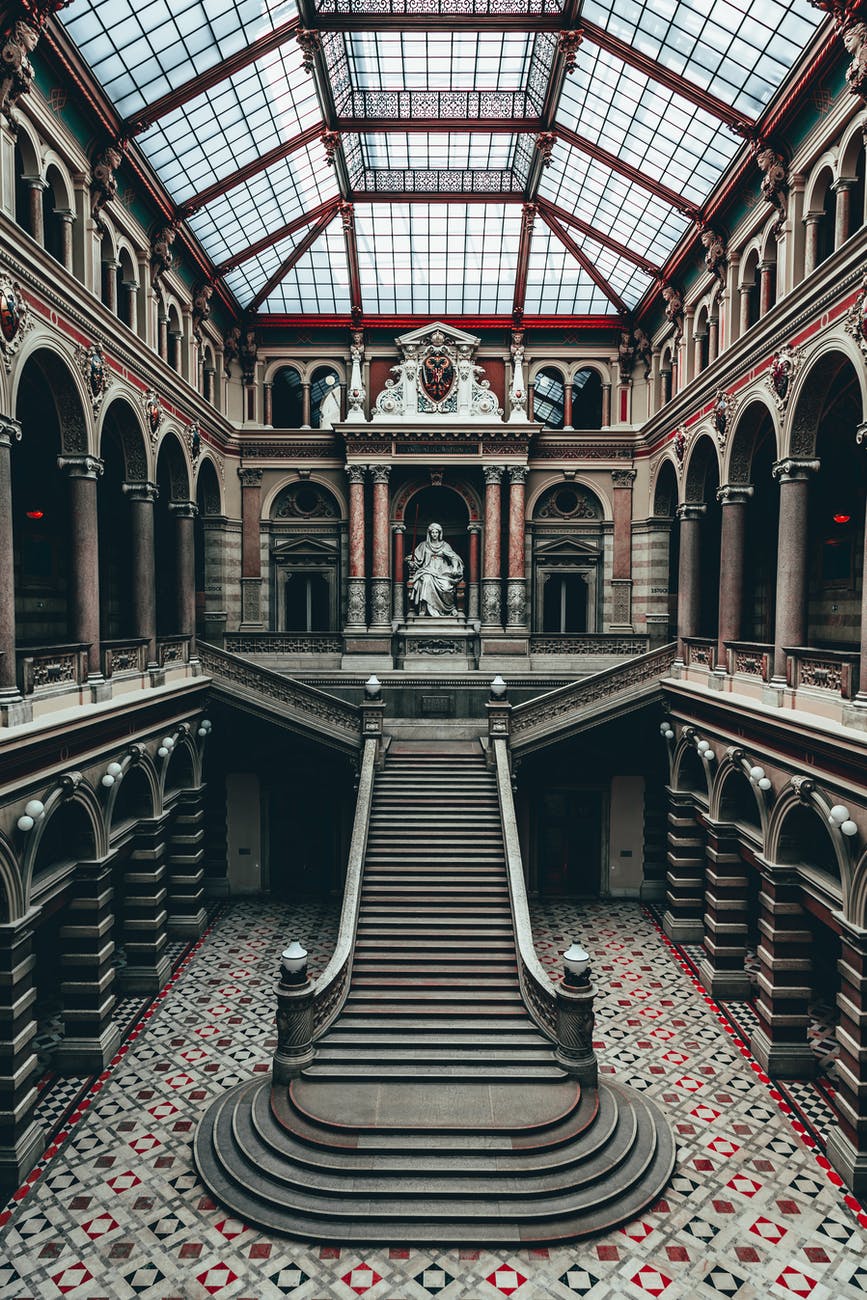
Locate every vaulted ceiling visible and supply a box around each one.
[60,0,826,323]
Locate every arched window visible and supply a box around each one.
[310,366,341,428]
[571,369,603,429]
[534,367,565,429]
[271,367,304,427]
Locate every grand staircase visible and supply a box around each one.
[195,741,674,1242]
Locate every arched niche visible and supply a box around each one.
[310,365,341,429]
[683,434,722,639]
[775,802,842,890]
[727,399,780,644]
[651,458,680,639]
[163,737,197,800]
[27,794,99,906]
[674,745,709,800]
[269,480,342,633]
[271,366,304,427]
[531,482,604,635]
[716,765,763,836]
[154,432,191,638]
[108,762,156,839]
[533,366,565,429]
[570,367,603,429]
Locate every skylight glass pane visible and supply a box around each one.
[361,133,517,171]
[61,0,298,119]
[567,231,655,310]
[188,142,339,264]
[557,44,740,206]
[539,142,691,267]
[346,32,534,90]
[138,44,320,204]
[525,226,614,315]
[317,0,563,12]
[582,0,823,116]
[355,203,520,315]
[223,225,325,306]
[259,222,351,314]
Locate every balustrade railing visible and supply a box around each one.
[16,643,89,696]
[529,633,649,656]
[682,637,716,670]
[101,638,148,678]
[225,632,344,656]
[724,640,773,681]
[785,645,860,699]
[157,635,191,667]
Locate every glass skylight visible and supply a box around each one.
[60,0,298,119]
[138,43,320,204]
[223,223,332,306]
[557,43,741,207]
[355,203,520,314]
[582,0,823,117]
[525,226,615,315]
[187,142,339,265]
[259,221,351,314]
[360,133,518,172]
[345,31,535,90]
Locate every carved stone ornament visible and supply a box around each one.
[712,388,739,450]
[372,321,503,422]
[0,271,33,371]
[150,223,177,299]
[662,284,684,339]
[810,2,867,103]
[141,388,163,448]
[0,12,40,133]
[186,419,201,464]
[90,140,124,232]
[845,270,867,361]
[633,326,652,379]
[673,425,689,469]
[192,282,213,341]
[791,774,816,804]
[223,324,241,376]
[75,338,112,415]
[751,138,788,231]
[700,224,727,287]
[767,343,802,410]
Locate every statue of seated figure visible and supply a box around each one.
[407,522,463,618]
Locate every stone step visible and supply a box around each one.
[303,1063,568,1081]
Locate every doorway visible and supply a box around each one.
[536,788,603,895]
[543,573,588,633]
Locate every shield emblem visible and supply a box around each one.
[0,290,19,343]
[771,357,788,400]
[147,399,160,434]
[860,305,867,344]
[88,349,104,399]
[421,349,455,403]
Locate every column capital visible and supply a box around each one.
[833,176,858,194]
[369,463,391,484]
[508,465,528,485]
[856,422,867,447]
[238,467,263,487]
[717,482,754,505]
[483,465,505,485]
[611,468,637,488]
[0,415,22,448]
[676,502,706,521]
[392,522,406,534]
[263,380,273,390]
[122,480,158,503]
[346,464,367,484]
[467,522,482,535]
[168,499,198,518]
[772,457,820,483]
[57,454,104,479]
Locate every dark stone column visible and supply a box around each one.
[123,481,158,668]
[467,523,481,621]
[750,864,815,1078]
[392,524,406,622]
[238,467,263,629]
[58,455,104,682]
[0,417,31,723]
[716,484,752,667]
[54,859,121,1074]
[662,791,706,943]
[482,466,503,628]
[170,501,197,656]
[675,503,705,660]
[856,428,867,700]
[698,820,752,999]
[611,468,636,630]
[826,923,867,1193]
[0,914,44,1194]
[117,814,171,995]
[771,458,819,681]
[167,789,207,938]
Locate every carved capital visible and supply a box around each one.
[467,522,482,535]
[296,28,321,72]
[370,464,391,484]
[534,132,556,167]
[122,480,158,503]
[346,464,366,484]
[57,454,104,479]
[558,29,583,72]
[392,522,406,535]
[238,467,263,487]
[484,465,504,485]
[611,468,637,488]
[676,503,706,522]
[168,500,198,519]
[717,483,754,505]
[0,415,22,448]
[772,457,820,483]
[508,465,528,485]
[792,774,815,804]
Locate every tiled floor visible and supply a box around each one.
[2,898,867,1299]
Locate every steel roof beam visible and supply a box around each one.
[179,124,325,216]
[249,206,338,310]
[512,202,536,321]
[555,124,699,217]
[539,204,628,315]
[537,197,661,277]
[214,198,342,273]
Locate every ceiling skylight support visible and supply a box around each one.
[538,198,661,276]
[179,125,326,218]
[249,207,339,311]
[539,205,628,314]
[214,199,342,275]
[555,125,699,218]
[512,201,536,322]
[341,202,364,320]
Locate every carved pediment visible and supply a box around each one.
[394,321,480,349]
[372,321,503,424]
[271,535,338,559]
[534,535,602,559]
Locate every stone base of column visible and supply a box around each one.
[167,908,208,939]
[0,1120,45,1194]
[53,1021,121,1075]
[345,578,367,631]
[749,1025,816,1079]
[697,959,752,1001]
[610,578,633,632]
[239,577,264,630]
[662,912,704,944]
[639,879,667,902]
[392,582,405,623]
[481,579,502,630]
[468,582,480,621]
[368,578,391,631]
[0,690,33,726]
[505,578,527,630]
[88,675,112,704]
[148,666,167,688]
[826,1125,867,1195]
[117,953,172,996]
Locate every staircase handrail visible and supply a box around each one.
[510,642,677,751]
[311,735,378,1037]
[492,736,558,1042]
[197,641,362,751]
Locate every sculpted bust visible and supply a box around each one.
[407,523,463,617]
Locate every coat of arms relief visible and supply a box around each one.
[372,322,502,422]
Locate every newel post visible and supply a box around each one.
[554,942,598,1086]
[272,942,315,1083]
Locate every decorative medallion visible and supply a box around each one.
[767,343,802,411]
[75,338,112,415]
[421,344,455,404]
[845,271,867,362]
[0,273,32,371]
[142,389,163,448]
[187,419,201,464]
[673,425,688,468]
[712,388,738,450]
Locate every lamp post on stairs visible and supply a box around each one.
[273,942,316,1083]
[555,941,598,1086]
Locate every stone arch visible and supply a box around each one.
[155,428,192,502]
[849,847,867,928]
[683,433,721,504]
[0,832,24,923]
[196,454,224,516]
[393,476,481,524]
[840,118,867,179]
[107,758,157,838]
[725,396,781,484]
[22,775,106,906]
[99,395,150,483]
[567,360,611,386]
[12,339,92,455]
[161,732,200,799]
[738,243,762,288]
[652,457,679,517]
[759,220,779,265]
[785,344,867,459]
[528,477,609,522]
[268,478,342,522]
[262,473,347,521]
[804,156,837,214]
[672,741,709,800]
[766,780,853,905]
[710,755,766,839]
[42,152,74,213]
[14,118,40,179]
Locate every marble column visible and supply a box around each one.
[506,466,528,630]
[858,433,867,698]
[59,454,104,680]
[122,481,158,668]
[167,788,207,938]
[716,484,753,667]
[750,865,815,1078]
[118,814,171,994]
[238,467,264,629]
[693,330,706,376]
[158,314,168,363]
[346,465,367,630]
[739,284,753,335]
[467,523,481,621]
[0,914,43,1194]
[482,466,503,628]
[826,922,867,1193]
[392,523,406,622]
[123,280,138,332]
[26,179,44,245]
[57,211,74,272]
[803,213,822,276]
[662,792,706,943]
[204,365,215,406]
[563,378,573,430]
[169,330,182,374]
[698,820,752,999]
[527,385,534,421]
[675,503,706,661]
[301,382,311,428]
[601,383,612,427]
[54,858,121,1074]
[104,260,118,315]
[771,458,819,681]
[759,262,775,316]
[611,468,636,631]
[708,315,720,364]
[370,465,391,630]
[263,381,273,427]
[660,369,672,405]
[170,501,197,655]
[0,417,29,720]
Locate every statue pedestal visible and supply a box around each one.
[395,616,480,671]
